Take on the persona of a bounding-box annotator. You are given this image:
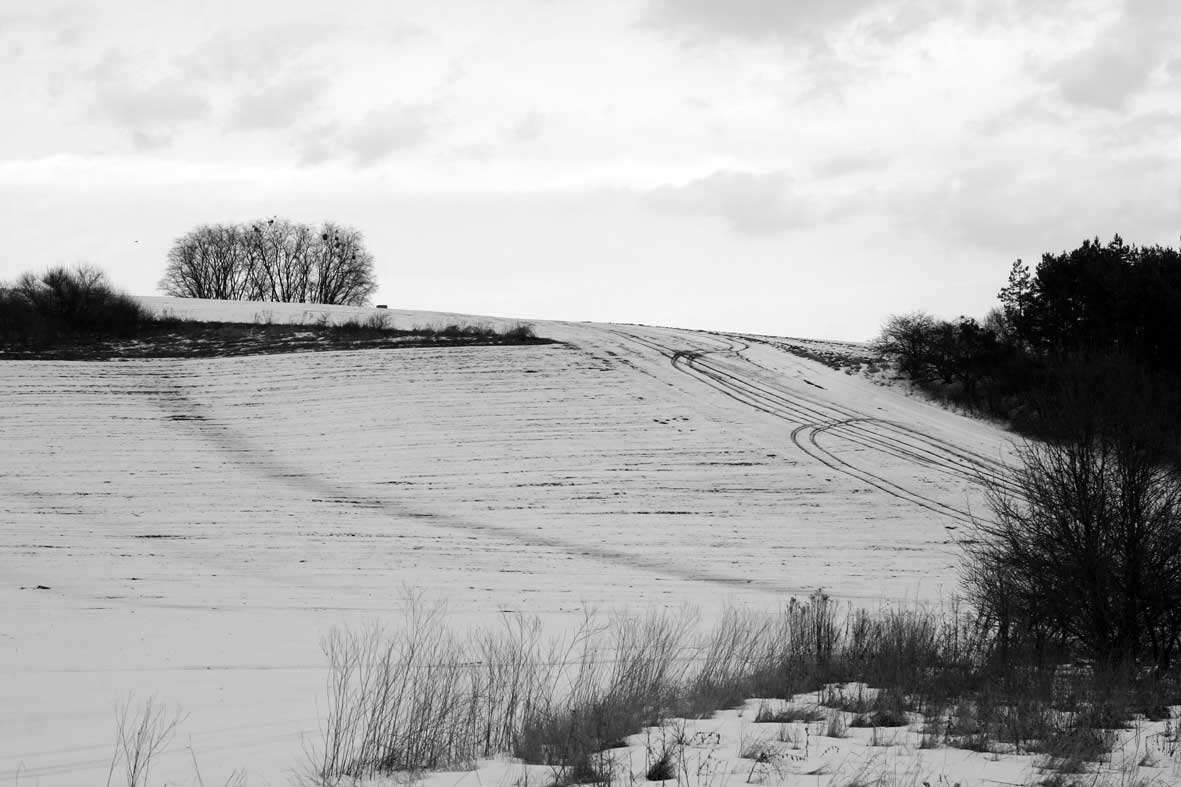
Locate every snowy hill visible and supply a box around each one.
[0,299,1015,784]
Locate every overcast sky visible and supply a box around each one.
[2,0,1178,339]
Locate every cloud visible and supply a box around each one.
[648,170,815,235]
[227,72,328,131]
[174,22,331,85]
[642,0,945,46]
[510,110,544,143]
[0,3,98,48]
[811,151,891,178]
[297,104,432,167]
[1036,0,1178,110]
[344,104,431,166]
[86,52,210,147]
[1101,110,1181,147]
[892,153,1181,256]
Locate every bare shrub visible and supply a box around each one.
[505,323,536,341]
[2,265,149,345]
[643,730,678,781]
[824,711,849,739]
[316,599,484,781]
[1032,723,1118,776]
[964,428,1181,671]
[514,608,696,771]
[106,695,184,787]
[309,591,1180,783]
[753,702,823,724]
[872,311,938,378]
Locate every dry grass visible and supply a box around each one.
[308,592,1181,784]
[106,695,185,787]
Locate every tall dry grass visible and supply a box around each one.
[309,591,1181,785]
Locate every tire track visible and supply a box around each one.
[684,345,1016,491]
[733,334,1014,479]
[634,330,1012,489]
[613,329,1003,526]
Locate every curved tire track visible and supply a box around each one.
[614,329,1004,526]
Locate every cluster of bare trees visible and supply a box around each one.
[159,218,378,305]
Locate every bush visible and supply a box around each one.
[964,416,1181,671]
[0,265,149,345]
[872,312,938,378]
[311,592,1181,783]
[504,323,536,341]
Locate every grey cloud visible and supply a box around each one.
[970,95,1069,138]
[344,104,430,166]
[1044,45,1158,111]
[510,111,545,143]
[642,0,966,46]
[648,170,814,235]
[0,4,97,47]
[129,129,173,151]
[894,155,1181,255]
[811,151,891,178]
[174,22,331,85]
[86,53,210,146]
[295,123,338,166]
[227,73,329,131]
[1037,0,1178,110]
[646,0,885,43]
[297,104,432,167]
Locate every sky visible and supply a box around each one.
[1,0,1179,340]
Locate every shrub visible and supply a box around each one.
[963,426,1181,671]
[107,695,184,787]
[644,738,676,781]
[310,594,1181,784]
[504,323,536,341]
[1,265,149,345]
[872,312,938,378]
[753,702,824,724]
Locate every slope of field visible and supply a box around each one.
[0,301,1014,785]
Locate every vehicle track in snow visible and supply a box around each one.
[613,329,1009,527]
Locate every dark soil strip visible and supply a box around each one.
[0,321,555,361]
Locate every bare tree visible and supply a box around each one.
[312,223,378,307]
[241,218,312,303]
[872,311,938,378]
[964,421,1181,670]
[159,224,250,300]
[160,218,378,305]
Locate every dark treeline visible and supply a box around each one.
[876,235,1181,459]
[878,235,1181,676]
[159,217,378,306]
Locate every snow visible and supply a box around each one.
[409,696,1181,787]
[2,300,1021,784]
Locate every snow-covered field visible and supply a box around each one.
[2,300,1018,784]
